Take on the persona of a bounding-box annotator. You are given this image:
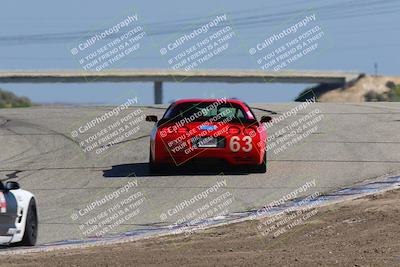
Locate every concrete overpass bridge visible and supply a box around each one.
[0,69,361,103]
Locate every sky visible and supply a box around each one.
[0,0,399,105]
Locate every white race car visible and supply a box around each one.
[0,181,38,246]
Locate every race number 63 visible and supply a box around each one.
[229,136,252,152]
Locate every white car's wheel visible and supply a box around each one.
[19,198,38,246]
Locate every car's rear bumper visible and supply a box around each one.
[152,122,267,166]
[0,224,14,244]
[155,146,265,166]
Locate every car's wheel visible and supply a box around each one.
[149,148,163,173]
[149,148,155,171]
[253,152,267,173]
[20,198,38,246]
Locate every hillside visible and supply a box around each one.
[296,75,400,102]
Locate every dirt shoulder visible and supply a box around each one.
[3,188,400,267]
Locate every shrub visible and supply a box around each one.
[0,89,32,108]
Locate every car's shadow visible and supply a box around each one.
[103,162,253,177]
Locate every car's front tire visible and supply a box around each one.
[20,198,38,246]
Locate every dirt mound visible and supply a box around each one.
[296,75,400,102]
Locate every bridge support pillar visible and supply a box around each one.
[154,81,163,104]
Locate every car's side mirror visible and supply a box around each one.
[5,181,20,191]
[260,116,273,124]
[145,115,158,122]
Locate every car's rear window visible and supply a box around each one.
[163,102,255,123]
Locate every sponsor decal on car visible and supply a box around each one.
[199,125,217,131]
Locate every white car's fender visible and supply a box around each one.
[11,189,35,243]
[0,189,35,244]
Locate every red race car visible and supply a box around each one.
[146,98,272,173]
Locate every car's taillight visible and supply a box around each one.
[0,192,6,213]
[177,127,189,134]
[160,126,189,136]
[244,127,257,137]
[228,126,240,135]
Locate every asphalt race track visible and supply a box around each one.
[1,102,400,245]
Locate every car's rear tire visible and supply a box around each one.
[149,148,156,172]
[252,152,267,173]
[149,148,164,173]
[20,198,38,246]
